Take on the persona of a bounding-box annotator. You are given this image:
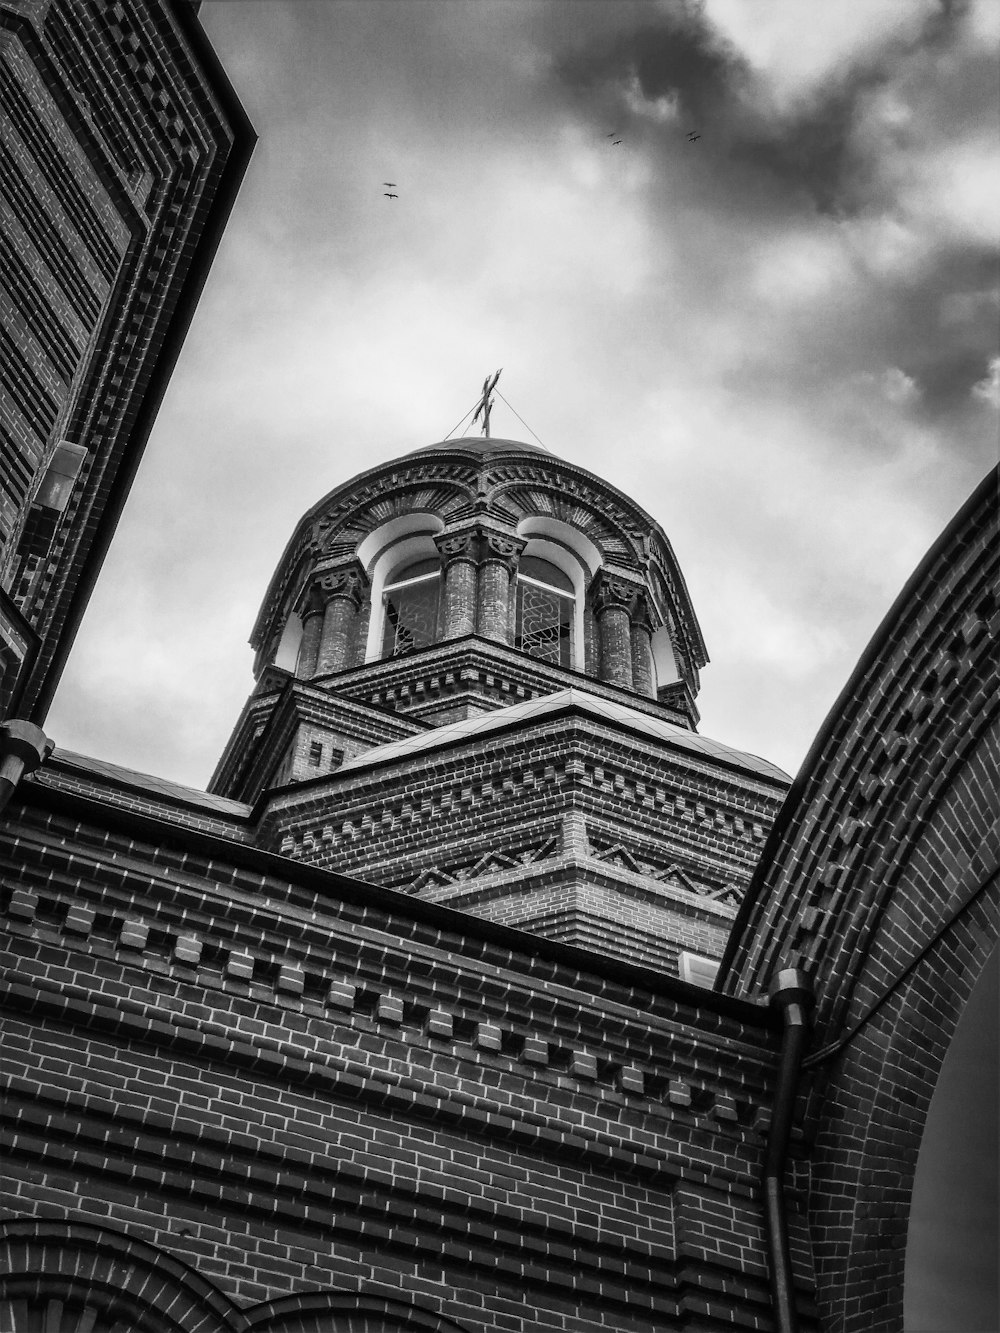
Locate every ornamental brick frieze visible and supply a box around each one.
[482,461,647,540]
[1,881,768,1131]
[720,470,999,1027]
[308,470,478,554]
[488,484,641,571]
[273,758,770,880]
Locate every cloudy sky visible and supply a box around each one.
[48,0,998,791]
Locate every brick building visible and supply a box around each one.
[1,9,997,1330]
[1,421,995,1329]
[0,0,253,717]
[210,437,791,979]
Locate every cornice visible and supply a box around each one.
[310,635,700,730]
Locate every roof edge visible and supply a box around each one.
[716,463,1000,993]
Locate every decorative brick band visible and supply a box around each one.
[1,889,763,1132]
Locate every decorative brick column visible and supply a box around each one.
[295,587,325,679]
[434,531,479,639]
[315,563,368,674]
[630,594,656,699]
[592,572,636,690]
[477,531,525,645]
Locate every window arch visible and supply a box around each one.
[357,513,445,663]
[514,555,575,668]
[381,556,441,659]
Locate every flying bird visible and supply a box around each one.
[611,139,622,146]
[383,181,397,187]
[686,132,701,142]
[384,192,398,199]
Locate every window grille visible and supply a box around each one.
[515,571,573,668]
[381,564,440,659]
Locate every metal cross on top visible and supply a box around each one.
[472,368,502,438]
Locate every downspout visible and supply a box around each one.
[764,967,813,1333]
[0,720,53,816]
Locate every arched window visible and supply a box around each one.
[515,555,574,667]
[381,557,441,658]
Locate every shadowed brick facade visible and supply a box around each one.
[0,0,253,717]
[2,748,803,1331]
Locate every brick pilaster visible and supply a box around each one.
[434,532,479,639]
[295,588,325,678]
[315,563,368,674]
[478,532,525,645]
[592,572,637,690]
[631,594,656,698]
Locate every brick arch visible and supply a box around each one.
[802,881,997,1333]
[319,482,474,561]
[718,466,999,1332]
[0,1220,244,1333]
[252,462,481,659]
[245,1289,474,1332]
[491,482,641,571]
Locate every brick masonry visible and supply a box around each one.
[719,466,1000,1333]
[211,438,789,981]
[0,0,253,717]
[0,776,801,1331]
[2,5,995,1327]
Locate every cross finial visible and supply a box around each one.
[472,369,502,438]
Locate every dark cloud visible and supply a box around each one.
[554,1,749,126]
[552,0,977,219]
[732,0,972,216]
[889,246,1000,415]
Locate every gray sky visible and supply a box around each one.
[49,0,998,789]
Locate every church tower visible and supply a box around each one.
[212,435,789,977]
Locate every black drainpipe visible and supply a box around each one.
[764,967,813,1333]
[0,719,53,817]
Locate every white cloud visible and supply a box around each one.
[705,0,940,98]
[972,356,1000,407]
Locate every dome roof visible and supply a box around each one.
[410,435,552,457]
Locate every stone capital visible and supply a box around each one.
[434,529,478,566]
[309,560,368,608]
[482,530,526,571]
[434,525,526,572]
[591,570,642,617]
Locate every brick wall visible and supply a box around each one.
[0,0,253,717]
[259,708,787,974]
[720,466,999,1332]
[0,780,799,1330]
